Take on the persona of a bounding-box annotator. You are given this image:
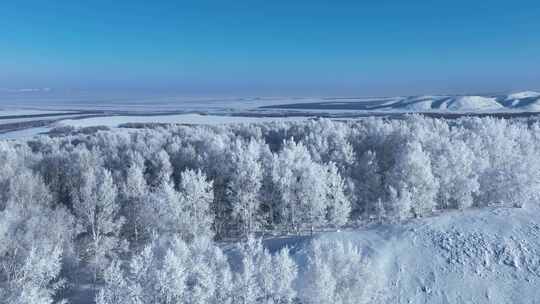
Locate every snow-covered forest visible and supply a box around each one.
[2,115,540,303]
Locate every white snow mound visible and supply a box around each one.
[288,207,540,303]
[507,91,540,100]
[442,96,503,111]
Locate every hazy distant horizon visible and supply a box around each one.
[1,86,539,103]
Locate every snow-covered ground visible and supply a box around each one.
[63,206,540,304]
[2,90,540,139]
[56,113,310,128]
[221,206,540,303]
[0,114,312,140]
[2,90,540,114]
[0,109,75,117]
[0,114,86,125]
[280,206,540,303]
[0,127,50,140]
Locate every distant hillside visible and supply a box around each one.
[261,91,540,113]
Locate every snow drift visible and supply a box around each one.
[290,207,540,303]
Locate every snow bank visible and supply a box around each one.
[289,207,540,303]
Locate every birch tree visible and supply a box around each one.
[72,163,125,281]
[324,162,351,227]
[228,139,263,237]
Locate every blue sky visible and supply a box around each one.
[1,0,539,96]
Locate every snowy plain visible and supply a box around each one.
[56,113,311,128]
[2,90,540,139]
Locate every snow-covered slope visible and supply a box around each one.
[503,91,540,111]
[263,91,540,113]
[281,207,540,303]
[399,96,441,111]
[3,91,540,116]
[441,96,503,111]
[507,91,540,100]
[395,95,503,112]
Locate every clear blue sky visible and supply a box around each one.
[1,0,539,96]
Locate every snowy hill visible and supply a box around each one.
[262,91,540,113]
[390,95,503,112]
[284,207,540,303]
[507,91,540,100]
[502,91,540,111]
[440,96,503,111]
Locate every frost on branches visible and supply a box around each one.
[2,116,540,303]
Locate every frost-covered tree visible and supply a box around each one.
[386,185,413,221]
[386,141,439,218]
[122,155,150,245]
[95,260,132,304]
[186,240,215,304]
[36,149,73,209]
[147,169,214,242]
[6,113,540,304]
[228,139,264,236]
[0,165,73,304]
[146,180,183,236]
[71,156,125,281]
[97,235,234,304]
[210,244,235,304]
[304,259,336,304]
[432,139,479,210]
[145,149,173,188]
[463,118,540,208]
[353,150,383,218]
[157,237,190,303]
[234,236,298,304]
[302,239,366,304]
[1,244,66,304]
[302,119,355,170]
[97,237,188,304]
[0,142,37,209]
[235,236,268,304]
[270,247,298,304]
[324,162,351,227]
[272,139,328,233]
[179,169,215,241]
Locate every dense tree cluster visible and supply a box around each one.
[1,115,540,303]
